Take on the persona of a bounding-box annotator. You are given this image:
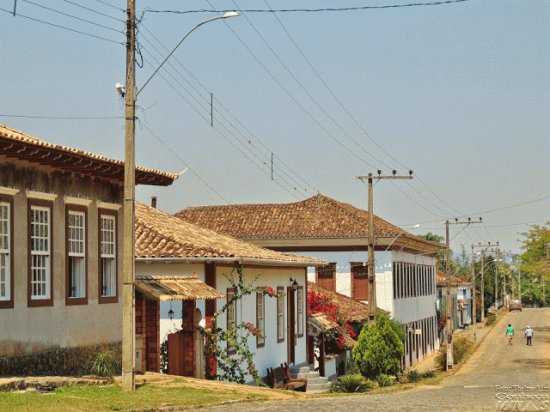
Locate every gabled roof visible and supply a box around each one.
[175,194,442,253]
[308,281,370,323]
[135,202,325,266]
[436,271,473,286]
[0,124,177,186]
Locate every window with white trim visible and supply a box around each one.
[30,206,51,300]
[256,291,265,347]
[277,287,284,342]
[0,202,10,301]
[296,286,304,337]
[68,210,86,299]
[100,214,116,298]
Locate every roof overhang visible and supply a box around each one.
[135,256,326,267]
[308,313,338,334]
[0,132,177,186]
[248,237,440,256]
[135,274,224,301]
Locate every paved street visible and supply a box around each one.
[205,308,550,411]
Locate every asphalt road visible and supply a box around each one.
[204,308,550,411]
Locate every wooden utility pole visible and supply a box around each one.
[122,0,136,392]
[445,218,481,370]
[471,242,497,326]
[357,171,412,324]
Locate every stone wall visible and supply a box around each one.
[0,342,121,377]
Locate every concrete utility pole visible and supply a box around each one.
[357,170,413,324]
[445,218,481,370]
[494,249,500,311]
[471,242,497,326]
[122,0,136,393]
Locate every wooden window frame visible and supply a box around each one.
[98,209,118,304]
[227,287,237,354]
[277,286,284,343]
[0,196,14,309]
[66,205,88,305]
[256,289,265,348]
[28,199,54,307]
[315,262,336,292]
[296,285,304,338]
[350,262,369,300]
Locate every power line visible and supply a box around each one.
[233,0,391,170]
[21,0,124,34]
[143,1,469,15]
[61,0,125,23]
[0,114,122,120]
[0,7,124,45]
[262,0,466,219]
[93,0,125,13]
[137,119,230,204]
[138,23,319,195]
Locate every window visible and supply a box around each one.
[296,286,304,337]
[351,262,368,300]
[99,212,117,303]
[67,208,87,304]
[227,288,237,353]
[0,200,12,308]
[29,202,53,306]
[316,263,336,292]
[256,290,265,348]
[277,286,284,342]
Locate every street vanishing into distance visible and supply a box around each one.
[205,308,550,411]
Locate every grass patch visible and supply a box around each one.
[0,383,266,411]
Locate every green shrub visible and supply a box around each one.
[405,369,421,382]
[485,315,496,326]
[90,351,116,378]
[422,370,436,378]
[351,314,405,379]
[376,373,393,387]
[344,358,360,375]
[330,374,374,393]
[435,336,474,369]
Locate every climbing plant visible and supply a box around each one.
[203,262,276,385]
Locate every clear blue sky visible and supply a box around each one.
[1,0,548,256]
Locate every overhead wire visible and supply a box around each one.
[138,23,319,195]
[0,114,122,119]
[0,7,124,45]
[232,0,391,170]
[136,119,230,204]
[261,0,469,220]
[61,0,125,23]
[143,1,469,15]
[137,42,304,200]
[21,0,124,34]
[93,0,125,13]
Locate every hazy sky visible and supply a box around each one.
[1,0,548,255]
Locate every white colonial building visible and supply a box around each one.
[175,194,443,369]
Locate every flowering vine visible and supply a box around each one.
[307,290,354,354]
[203,262,274,385]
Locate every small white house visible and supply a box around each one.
[134,202,325,380]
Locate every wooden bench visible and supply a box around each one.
[266,364,306,391]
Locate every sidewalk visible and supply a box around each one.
[412,319,496,373]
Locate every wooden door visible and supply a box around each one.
[351,263,368,300]
[287,287,296,364]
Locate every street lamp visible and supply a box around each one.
[122,2,240,392]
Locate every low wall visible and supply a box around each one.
[0,342,121,377]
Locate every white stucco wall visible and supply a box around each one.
[135,260,308,380]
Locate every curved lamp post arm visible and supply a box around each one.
[136,11,239,97]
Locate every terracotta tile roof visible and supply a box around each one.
[308,281,370,323]
[136,274,225,301]
[0,124,177,186]
[174,194,441,252]
[135,202,325,266]
[436,271,473,286]
[308,313,338,332]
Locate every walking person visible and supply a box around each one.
[525,326,534,346]
[506,323,514,345]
